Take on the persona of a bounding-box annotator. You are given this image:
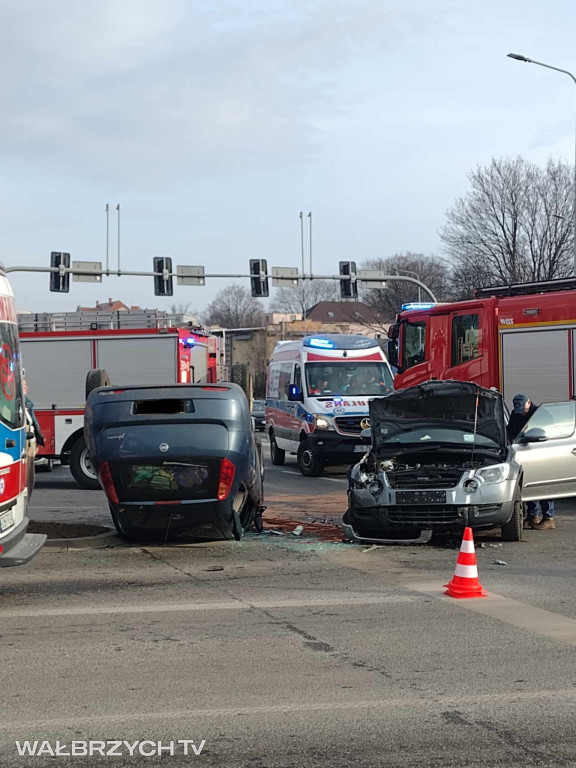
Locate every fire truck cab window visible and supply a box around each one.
[452,314,480,367]
[402,322,426,369]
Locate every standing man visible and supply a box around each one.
[507,393,555,531]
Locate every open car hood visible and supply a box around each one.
[369,380,507,454]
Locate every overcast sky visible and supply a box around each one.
[2,0,576,314]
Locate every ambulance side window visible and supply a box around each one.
[452,314,480,366]
[268,365,281,399]
[277,363,293,402]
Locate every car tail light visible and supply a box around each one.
[0,545,3,555]
[98,461,119,504]
[217,458,236,501]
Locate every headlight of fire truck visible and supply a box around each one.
[314,415,335,431]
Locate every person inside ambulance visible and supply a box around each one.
[507,393,556,531]
[308,373,330,396]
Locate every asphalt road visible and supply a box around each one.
[5,454,576,766]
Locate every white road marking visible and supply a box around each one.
[2,688,576,730]
[0,593,414,619]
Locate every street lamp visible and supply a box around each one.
[507,52,576,274]
[395,268,422,302]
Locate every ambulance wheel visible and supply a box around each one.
[270,432,285,465]
[501,487,523,542]
[297,440,324,477]
[85,368,111,399]
[69,436,100,490]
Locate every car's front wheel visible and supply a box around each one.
[69,436,100,490]
[297,439,324,477]
[501,487,523,542]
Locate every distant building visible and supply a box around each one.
[77,299,141,312]
[304,301,389,338]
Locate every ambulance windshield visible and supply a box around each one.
[305,363,393,397]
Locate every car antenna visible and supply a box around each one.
[470,393,479,465]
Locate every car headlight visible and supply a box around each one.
[475,463,510,484]
[314,416,334,430]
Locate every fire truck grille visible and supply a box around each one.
[386,468,463,490]
[335,416,363,435]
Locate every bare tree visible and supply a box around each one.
[441,157,574,297]
[271,279,338,315]
[361,253,450,319]
[202,283,265,328]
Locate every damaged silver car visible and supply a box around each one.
[344,381,524,543]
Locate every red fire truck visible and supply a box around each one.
[388,277,576,408]
[18,311,222,489]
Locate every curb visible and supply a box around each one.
[42,530,121,551]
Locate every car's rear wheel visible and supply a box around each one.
[85,368,110,399]
[270,432,285,465]
[297,439,324,477]
[501,487,523,542]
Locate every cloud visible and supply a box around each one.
[0,0,438,185]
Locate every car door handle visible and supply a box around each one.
[571,448,576,456]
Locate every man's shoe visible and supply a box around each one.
[534,518,556,530]
[523,517,538,529]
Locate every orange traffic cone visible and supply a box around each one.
[444,527,487,599]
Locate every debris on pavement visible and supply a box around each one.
[362,545,378,553]
[261,529,284,537]
[205,565,224,572]
[292,525,304,537]
[493,560,508,566]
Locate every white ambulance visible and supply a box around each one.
[266,335,394,476]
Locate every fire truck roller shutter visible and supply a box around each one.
[20,339,92,409]
[96,337,177,387]
[501,328,570,409]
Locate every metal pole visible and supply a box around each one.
[507,53,576,274]
[116,204,121,273]
[307,211,312,274]
[105,204,109,272]
[300,212,306,333]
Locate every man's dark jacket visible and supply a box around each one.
[507,402,538,442]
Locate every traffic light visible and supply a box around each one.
[153,257,173,296]
[49,252,71,293]
[250,259,269,297]
[339,261,358,299]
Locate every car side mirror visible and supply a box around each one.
[519,427,548,444]
[360,428,371,439]
[287,385,304,403]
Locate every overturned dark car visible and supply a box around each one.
[84,383,264,541]
[344,381,524,543]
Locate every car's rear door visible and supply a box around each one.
[514,401,576,500]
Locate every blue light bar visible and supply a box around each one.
[401,302,436,311]
[307,337,335,349]
[185,337,196,346]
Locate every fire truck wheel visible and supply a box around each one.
[297,440,324,477]
[69,436,100,490]
[85,368,111,400]
[501,487,523,542]
[270,432,285,465]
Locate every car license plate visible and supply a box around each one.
[0,508,15,533]
[354,444,370,453]
[396,490,447,504]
